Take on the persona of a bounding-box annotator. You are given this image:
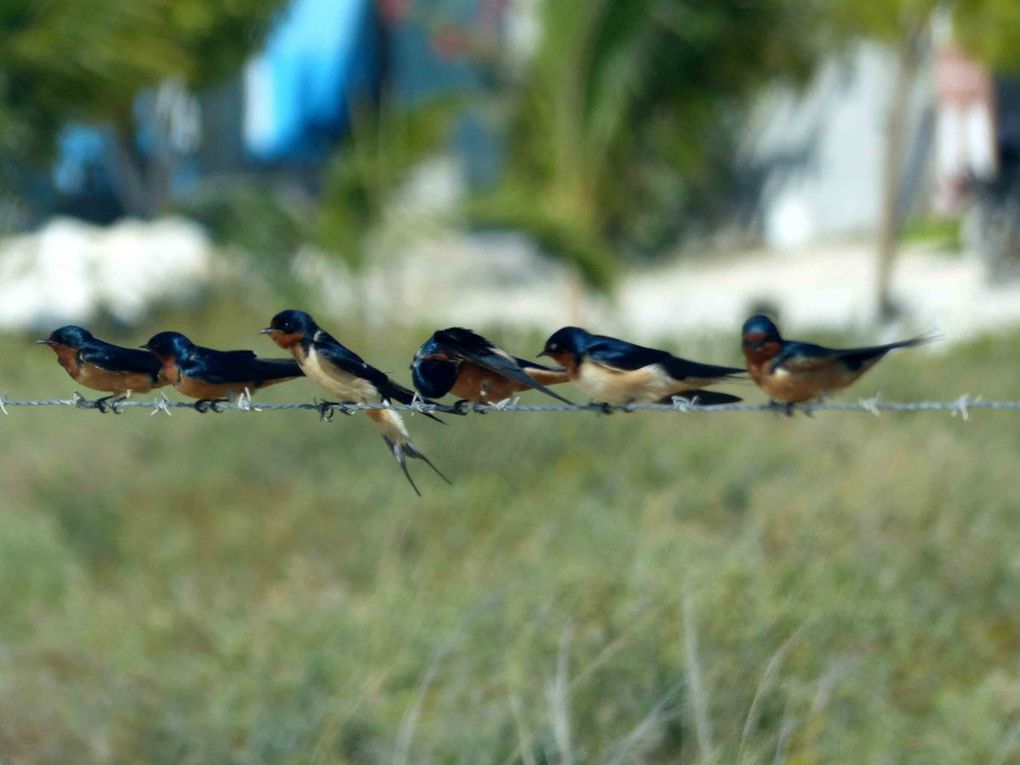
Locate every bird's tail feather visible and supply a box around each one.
[885,333,940,351]
[369,410,450,495]
[251,358,304,387]
[837,333,939,371]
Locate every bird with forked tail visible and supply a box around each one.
[741,314,936,412]
[38,325,168,412]
[538,326,744,408]
[263,309,450,496]
[141,331,303,412]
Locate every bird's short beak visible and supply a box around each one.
[36,339,55,345]
[537,350,549,358]
[139,344,151,351]
[260,327,276,335]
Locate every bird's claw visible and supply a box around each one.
[94,395,125,414]
[194,398,227,413]
[317,400,354,421]
[767,399,796,417]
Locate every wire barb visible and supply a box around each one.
[952,394,971,422]
[858,394,882,418]
[150,392,173,417]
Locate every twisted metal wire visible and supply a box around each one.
[0,391,1013,421]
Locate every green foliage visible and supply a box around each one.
[1,0,282,135]
[954,0,1020,71]
[315,98,459,272]
[487,0,818,289]
[815,0,937,43]
[178,98,458,280]
[175,182,308,290]
[3,300,1020,762]
[901,214,963,251]
[810,0,1020,71]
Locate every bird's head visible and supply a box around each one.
[37,325,94,350]
[262,309,316,349]
[741,314,782,358]
[539,326,591,368]
[141,331,195,363]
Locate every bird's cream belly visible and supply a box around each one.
[302,350,381,402]
[760,365,856,403]
[576,362,675,404]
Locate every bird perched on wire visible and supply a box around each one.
[262,309,450,495]
[38,325,168,412]
[538,326,743,408]
[141,331,303,412]
[741,314,934,412]
[412,327,572,407]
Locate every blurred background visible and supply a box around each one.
[3,1,1020,762]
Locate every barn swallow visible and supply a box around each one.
[141,331,303,411]
[412,327,573,406]
[37,325,167,412]
[741,314,933,410]
[262,309,450,495]
[538,326,743,407]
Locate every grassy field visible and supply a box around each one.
[1,298,1019,763]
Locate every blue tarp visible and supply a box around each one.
[243,0,383,161]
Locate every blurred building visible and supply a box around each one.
[744,41,1019,251]
[745,43,934,249]
[50,0,502,221]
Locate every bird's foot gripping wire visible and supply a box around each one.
[451,398,474,415]
[316,400,356,422]
[194,398,228,413]
[94,394,127,414]
[767,399,797,417]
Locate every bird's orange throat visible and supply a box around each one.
[741,333,780,364]
[151,355,182,385]
[269,331,305,358]
[47,343,80,375]
[544,352,577,377]
[742,337,781,385]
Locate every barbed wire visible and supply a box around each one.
[0,391,1015,421]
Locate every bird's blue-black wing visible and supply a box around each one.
[185,348,262,384]
[768,342,838,374]
[249,358,303,383]
[587,336,742,380]
[584,336,669,370]
[78,341,163,382]
[314,333,416,404]
[435,329,572,403]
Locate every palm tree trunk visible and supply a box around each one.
[875,26,927,322]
